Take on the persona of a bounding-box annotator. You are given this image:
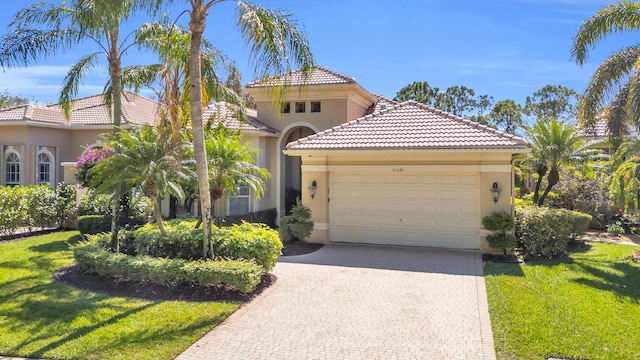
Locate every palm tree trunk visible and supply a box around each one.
[108,28,123,249]
[533,165,547,205]
[189,4,212,259]
[538,167,560,206]
[152,198,166,235]
[110,196,120,252]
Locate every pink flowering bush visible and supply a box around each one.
[75,146,113,187]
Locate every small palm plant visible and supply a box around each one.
[91,126,191,237]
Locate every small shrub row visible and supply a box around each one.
[515,205,591,258]
[90,219,283,271]
[214,208,278,229]
[74,241,262,293]
[0,184,76,236]
[77,215,112,236]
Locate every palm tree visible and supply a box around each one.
[91,126,190,237]
[527,118,595,206]
[185,0,314,258]
[571,1,640,150]
[0,0,164,248]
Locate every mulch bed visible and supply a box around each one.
[280,241,323,256]
[53,264,276,302]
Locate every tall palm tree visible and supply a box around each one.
[527,118,595,206]
[91,126,190,237]
[185,0,314,258]
[571,1,640,150]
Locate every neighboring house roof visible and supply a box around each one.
[203,102,277,134]
[0,91,162,126]
[246,65,356,88]
[286,101,528,150]
[574,116,632,138]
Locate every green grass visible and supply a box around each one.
[0,231,239,360]
[485,242,640,360]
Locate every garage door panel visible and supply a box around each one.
[330,172,480,249]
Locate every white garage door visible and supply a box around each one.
[329,172,480,249]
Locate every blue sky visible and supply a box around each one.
[0,0,632,107]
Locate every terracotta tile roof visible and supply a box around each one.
[575,116,627,138]
[286,101,528,150]
[246,66,356,88]
[203,102,277,133]
[0,91,162,126]
[364,93,399,115]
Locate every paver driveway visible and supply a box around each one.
[177,244,496,360]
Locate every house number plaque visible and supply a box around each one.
[391,168,405,173]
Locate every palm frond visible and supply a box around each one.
[0,29,78,68]
[60,52,101,119]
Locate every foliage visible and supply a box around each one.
[75,146,113,188]
[515,205,591,258]
[542,168,604,214]
[215,208,278,229]
[74,240,262,293]
[489,99,523,134]
[0,184,75,236]
[0,90,28,108]
[127,221,203,259]
[0,231,239,360]
[571,1,640,150]
[607,221,625,236]
[609,156,640,213]
[485,243,640,360]
[481,211,514,232]
[77,189,112,216]
[211,222,283,271]
[524,84,578,122]
[485,232,517,253]
[279,202,314,243]
[77,215,112,237]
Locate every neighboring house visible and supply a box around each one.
[0,66,529,252]
[575,116,639,154]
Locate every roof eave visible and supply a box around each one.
[284,147,531,156]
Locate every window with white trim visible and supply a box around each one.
[228,186,250,215]
[5,151,20,186]
[37,152,52,185]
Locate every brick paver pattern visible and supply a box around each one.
[177,244,496,360]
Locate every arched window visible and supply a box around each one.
[5,151,20,186]
[37,152,53,185]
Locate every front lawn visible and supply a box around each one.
[0,231,239,360]
[485,242,640,360]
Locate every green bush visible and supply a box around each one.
[482,211,514,231]
[486,232,517,253]
[74,241,262,293]
[516,205,592,258]
[215,208,278,229]
[78,189,112,217]
[279,202,314,243]
[607,221,625,236]
[77,215,112,236]
[133,221,202,259]
[212,222,283,271]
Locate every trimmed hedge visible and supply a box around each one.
[214,208,278,229]
[211,222,283,271]
[515,205,591,258]
[77,215,112,236]
[74,241,262,293]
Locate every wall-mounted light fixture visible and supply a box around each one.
[309,180,317,199]
[490,182,501,204]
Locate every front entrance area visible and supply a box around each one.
[280,126,315,215]
[329,172,480,249]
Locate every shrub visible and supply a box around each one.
[133,221,202,259]
[482,211,514,231]
[78,189,112,217]
[55,183,77,228]
[215,208,278,229]
[607,221,625,236]
[77,215,112,236]
[279,202,314,243]
[0,186,25,236]
[212,222,283,271]
[516,205,592,258]
[485,232,518,253]
[74,241,262,293]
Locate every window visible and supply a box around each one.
[5,151,20,186]
[37,152,52,185]
[281,102,291,114]
[311,101,321,113]
[228,186,250,215]
[295,102,306,113]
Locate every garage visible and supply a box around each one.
[329,171,479,249]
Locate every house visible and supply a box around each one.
[0,66,529,252]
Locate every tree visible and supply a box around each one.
[524,85,578,123]
[527,118,594,206]
[91,126,189,236]
[0,0,163,249]
[609,156,640,214]
[469,94,493,125]
[437,85,476,116]
[394,81,440,105]
[0,91,28,108]
[571,1,640,150]
[185,0,314,258]
[490,99,524,134]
